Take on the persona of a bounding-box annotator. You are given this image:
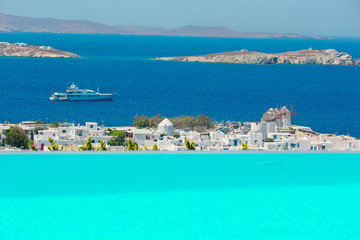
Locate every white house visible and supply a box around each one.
[209,131,225,142]
[132,129,161,145]
[250,121,276,141]
[179,131,200,141]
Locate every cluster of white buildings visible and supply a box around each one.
[0,42,52,50]
[1,106,359,151]
[34,122,112,150]
[0,42,28,47]
[39,46,54,50]
[212,107,360,151]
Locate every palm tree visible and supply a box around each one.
[48,137,60,151]
[126,139,139,151]
[242,142,248,150]
[185,138,196,150]
[82,136,94,150]
[99,140,107,151]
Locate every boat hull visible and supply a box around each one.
[49,94,114,101]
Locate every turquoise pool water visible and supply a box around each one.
[0,153,359,239]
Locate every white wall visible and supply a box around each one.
[158,125,174,136]
[298,138,310,151]
[250,132,262,146]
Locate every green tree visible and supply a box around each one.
[82,136,94,150]
[133,114,213,130]
[265,137,274,142]
[5,126,30,149]
[99,140,107,151]
[134,115,150,128]
[50,122,59,128]
[170,115,195,129]
[152,143,159,151]
[112,130,125,137]
[194,114,214,128]
[149,115,165,128]
[108,130,126,146]
[126,139,139,151]
[185,138,196,150]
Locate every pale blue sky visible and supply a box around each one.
[1,0,359,36]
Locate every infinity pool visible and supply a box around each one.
[0,153,359,239]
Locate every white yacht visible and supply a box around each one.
[49,83,115,101]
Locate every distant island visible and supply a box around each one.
[0,42,80,58]
[0,13,332,39]
[156,49,360,66]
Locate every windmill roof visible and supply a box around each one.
[261,109,277,122]
[280,106,291,114]
[158,118,174,127]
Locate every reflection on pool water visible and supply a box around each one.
[0,153,359,240]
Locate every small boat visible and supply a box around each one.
[49,83,115,101]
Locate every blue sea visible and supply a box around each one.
[0,153,360,240]
[0,33,359,136]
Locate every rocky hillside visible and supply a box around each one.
[156,49,360,66]
[0,42,80,58]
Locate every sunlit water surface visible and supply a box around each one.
[0,153,359,240]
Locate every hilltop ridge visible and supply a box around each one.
[156,49,360,66]
[0,13,332,39]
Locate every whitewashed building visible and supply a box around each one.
[132,129,161,145]
[157,118,174,136]
[34,122,112,150]
[250,121,276,141]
